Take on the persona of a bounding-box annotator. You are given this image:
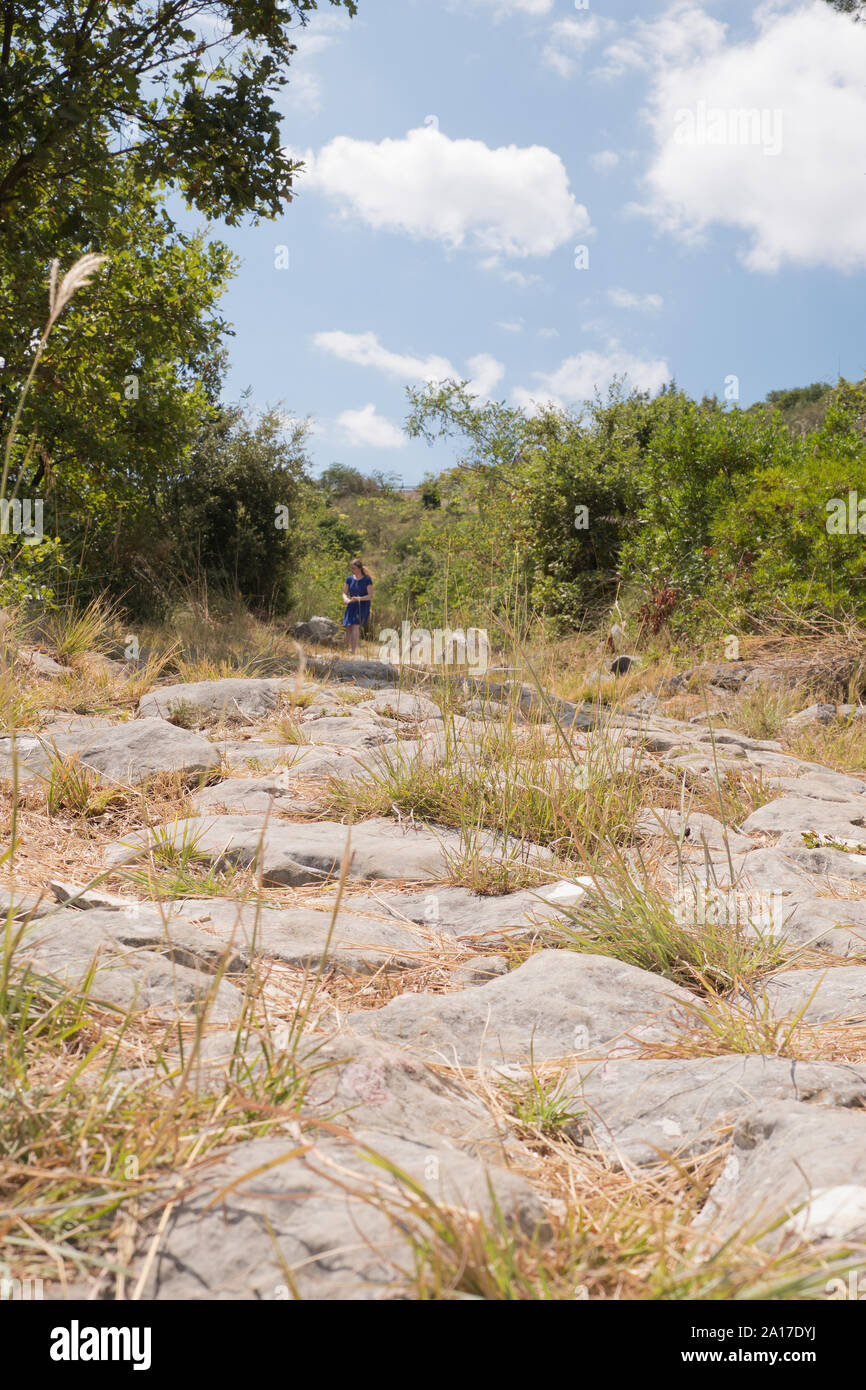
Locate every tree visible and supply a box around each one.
[0,1,358,232]
[162,404,313,613]
[0,165,236,591]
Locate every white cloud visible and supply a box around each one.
[537,327,559,338]
[297,126,590,260]
[543,16,607,77]
[632,3,866,272]
[314,331,505,400]
[514,349,670,412]
[314,330,454,384]
[591,150,621,172]
[608,288,664,311]
[596,0,725,79]
[465,353,506,398]
[496,319,524,333]
[336,404,406,450]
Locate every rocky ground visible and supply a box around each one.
[4,647,866,1300]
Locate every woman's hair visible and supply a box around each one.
[350,558,371,578]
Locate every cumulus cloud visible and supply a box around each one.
[608,288,664,310]
[314,331,505,400]
[629,2,866,272]
[513,349,671,412]
[336,404,406,449]
[591,150,621,172]
[297,126,590,260]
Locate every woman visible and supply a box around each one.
[342,558,373,654]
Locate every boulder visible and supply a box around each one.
[289,616,341,644]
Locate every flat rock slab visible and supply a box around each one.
[776,840,866,886]
[681,848,818,899]
[133,1123,545,1300]
[343,950,700,1065]
[139,678,288,723]
[568,1055,866,1168]
[105,814,549,886]
[338,882,588,943]
[741,797,866,839]
[190,775,302,815]
[634,808,752,853]
[697,1101,866,1249]
[764,771,866,803]
[14,908,243,1022]
[300,716,396,748]
[356,690,444,722]
[1,718,220,786]
[173,896,441,974]
[771,897,866,954]
[759,966,866,1025]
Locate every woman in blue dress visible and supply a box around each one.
[342,559,373,654]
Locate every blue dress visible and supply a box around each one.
[343,573,372,627]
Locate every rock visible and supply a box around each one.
[777,841,866,886]
[764,771,866,803]
[48,879,134,910]
[304,657,407,687]
[785,703,838,727]
[105,814,552,886]
[356,690,444,722]
[740,796,866,840]
[773,897,866,953]
[302,716,396,748]
[634,808,752,853]
[343,950,700,1065]
[569,1055,866,1168]
[450,954,510,987]
[133,1121,544,1300]
[341,882,589,942]
[758,967,866,1025]
[3,718,221,786]
[18,648,73,677]
[609,654,637,676]
[190,775,298,815]
[139,678,287,724]
[289,616,341,644]
[173,896,438,975]
[683,847,817,898]
[697,1102,866,1249]
[13,908,244,1021]
[0,887,52,921]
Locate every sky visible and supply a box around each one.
[177,0,866,483]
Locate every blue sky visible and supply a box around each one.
[179,0,866,482]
